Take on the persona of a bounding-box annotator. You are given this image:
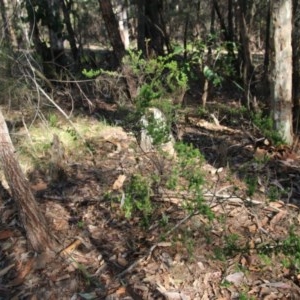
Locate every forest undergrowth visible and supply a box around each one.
[1,88,300,299]
[1,49,300,299]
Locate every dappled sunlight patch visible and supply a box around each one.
[15,115,117,172]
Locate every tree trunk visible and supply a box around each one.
[25,0,53,76]
[270,0,293,144]
[144,0,165,57]
[61,0,78,64]
[99,0,137,100]
[0,109,57,253]
[292,0,300,130]
[0,0,13,47]
[201,2,215,107]
[228,0,234,42]
[137,0,170,57]
[213,0,235,59]
[116,0,130,49]
[137,0,146,56]
[237,0,255,109]
[47,0,67,68]
[99,0,126,65]
[262,0,271,103]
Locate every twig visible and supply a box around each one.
[22,53,94,156]
[117,212,196,278]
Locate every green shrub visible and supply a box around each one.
[123,49,188,112]
[173,142,213,220]
[123,174,153,226]
[251,111,285,145]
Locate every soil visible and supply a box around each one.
[1,96,300,300]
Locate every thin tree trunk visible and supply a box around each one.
[183,14,189,60]
[292,0,300,131]
[0,0,12,46]
[0,109,57,253]
[202,3,215,107]
[117,0,130,49]
[238,0,255,109]
[61,0,78,64]
[213,0,229,40]
[228,0,234,42]
[137,0,146,56]
[213,0,235,59]
[262,0,271,103]
[25,0,53,76]
[47,0,66,68]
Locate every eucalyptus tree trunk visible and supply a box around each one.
[270,0,293,144]
[0,109,57,253]
[116,1,130,49]
[99,0,126,65]
[99,0,137,99]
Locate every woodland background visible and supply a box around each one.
[1,0,300,299]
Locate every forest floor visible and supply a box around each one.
[1,91,300,300]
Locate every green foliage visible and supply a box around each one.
[259,254,272,266]
[197,103,248,127]
[245,175,257,197]
[120,142,212,229]
[238,293,255,300]
[123,174,153,226]
[279,229,300,270]
[184,36,238,87]
[142,112,171,146]
[159,213,169,227]
[267,186,282,202]
[77,220,85,228]
[214,233,247,260]
[259,228,300,272]
[251,112,285,145]
[66,127,79,141]
[48,113,58,128]
[171,143,214,220]
[82,68,118,79]
[82,68,102,78]
[224,233,240,256]
[124,49,188,111]
[203,65,223,87]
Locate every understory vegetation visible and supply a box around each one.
[1,1,300,298]
[1,45,299,299]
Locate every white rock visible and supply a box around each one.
[139,107,175,157]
